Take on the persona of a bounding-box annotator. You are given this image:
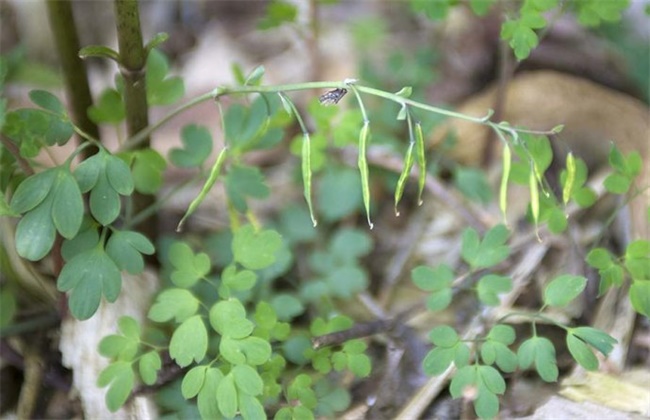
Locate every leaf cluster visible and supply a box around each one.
[409,0,629,60]
[414,225,617,418]
[587,240,650,317]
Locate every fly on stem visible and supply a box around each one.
[319,88,348,106]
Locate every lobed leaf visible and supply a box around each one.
[566,333,598,371]
[148,288,199,323]
[29,90,66,114]
[169,124,213,168]
[168,242,210,288]
[50,170,83,239]
[317,166,362,222]
[182,365,208,399]
[169,315,208,367]
[570,327,617,356]
[449,365,477,398]
[209,299,253,338]
[88,88,125,124]
[412,264,454,291]
[517,336,558,382]
[97,361,135,412]
[232,225,282,271]
[146,49,184,106]
[630,281,650,318]
[139,351,162,385]
[239,393,266,419]
[130,149,166,194]
[118,316,140,340]
[15,200,56,261]
[106,230,154,274]
[422,346,454,375]
[233,364,264,396]
[543,274,587,307]
[429,325,459,347]
[197,368,223,419]
[225,164,270,212]
[477,275,513,306]
[217,374,238,418]
[10,168,56,213]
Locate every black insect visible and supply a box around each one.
[319,88,347,105]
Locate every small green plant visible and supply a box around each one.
[413,224,618,418]
[410,0,631,60]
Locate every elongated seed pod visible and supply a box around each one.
[415,122,426,205]
[395,142,415,216]
[529,163,540,237]
[499,143,512,225]
[358,122,373,228]
[177,147,228,231]
[302,133,317,226]
[563,152,576,205]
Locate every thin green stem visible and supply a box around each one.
[348,85,368,122]
[496,310,567,330]
[277,92,309,134]
[120,81,557,157]
[126,174,202,229]
[119,91,214,152]
[65,141,95,166]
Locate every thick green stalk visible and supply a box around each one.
[115,0,149,136]
[45,0,99,155]
[114,0,156,239]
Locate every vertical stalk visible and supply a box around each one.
[45,0,99,156]
[307,0,322,82]
[114,0,157,239]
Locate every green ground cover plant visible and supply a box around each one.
[1,0,647,418]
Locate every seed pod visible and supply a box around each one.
[177,147,228,231]
[358,122,373,228]
[499,143,512,225]
[302,133,317,226]
[563,152,576,205]
[415,122,426,205]
[529,163,540,239]
[395,142,415,216]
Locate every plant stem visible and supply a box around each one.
[114,0,156,239]
[216,82,487,122]
[122,80,556,158]
[45,0,99,158]
[120,92,214,151]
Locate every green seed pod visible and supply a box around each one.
[358,122,373,229]
[415,122,426,206]
[301,133,317,227]
[500,143,512,225]
[177,147,228,231]
[395,142,415,216]
[563,152,576,205]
